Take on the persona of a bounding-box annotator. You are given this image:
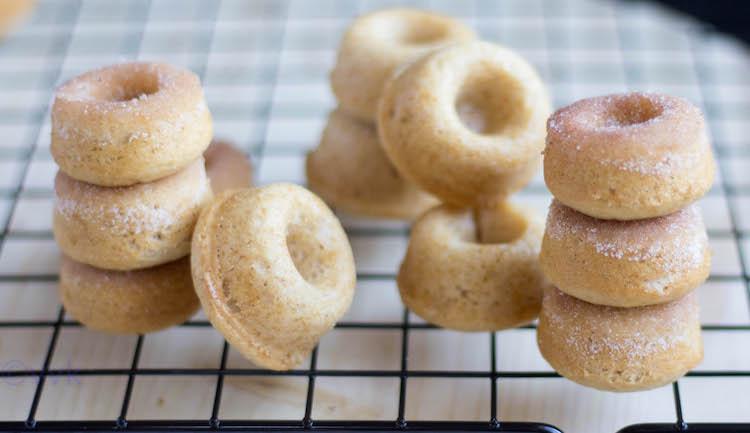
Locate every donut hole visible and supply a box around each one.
[286,220,340,288]
[474,202,528,244]
[455,68,528,135]
[85,69,160,103]
[598,94,664,128]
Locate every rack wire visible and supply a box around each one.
[0,0,748,432]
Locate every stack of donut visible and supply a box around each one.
[51,62,250,334]
[306,8,480,219]
[372,24,552,329]
[537,92,715,391]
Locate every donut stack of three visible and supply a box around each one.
[50,63,221,334]
[377,35,553,331]
[537,92,715,391]
[306,8,481,220]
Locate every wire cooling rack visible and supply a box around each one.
[0,0,748,432]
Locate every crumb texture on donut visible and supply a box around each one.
[544,92,715,220]
[51,62,213,186]
[331,8,475,121]
[306,109,438,219]
[541,199,711,307]
[53,158,213,270]
[537,289,703,392]
[204,139,253,194]
[378,40,550,206]
[191,184,355,370]
[398,202,546,331]
[60,255,199,335]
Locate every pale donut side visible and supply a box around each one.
[544,92,715,220]
[306,108,438,220]
[204,139,253,194]
[51,62,213,186]
[537,288,703,392]
[60,255,200,335]
[378,40,551,207]
[191,184,356,371]
[398,202,546,331]
[331,8,475,122]
[53,158,213,271]
[540,199,711,307]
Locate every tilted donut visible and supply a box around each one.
[306,108,438,220]
[540,199,710,307]
[204,139,253,194]
[191,184,356,370]
[378,40,551,207]
[544,92,715,220]
[53,158,213,271]
[60,255,199,335]
[537,288,703,392]
[398,201,545,331]
[51,62,213,186]
[331,8,475,122]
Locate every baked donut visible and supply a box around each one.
[398,201,545,331]
[540,199,711,307]
[51,62,213,186]
[537,288,703,392]
[53,158,213,271]
[0,0,34,38]
[378,40,550,207]
[544,92,715,220]
[306,108,438,219]
[60,255,199,335]
[331,8,475,122]
[192,184,356,370]
[204,139,253,194]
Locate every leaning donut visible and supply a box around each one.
[537,288,703,392]
[397,201,545,331]
[540,199,711,307]
[306,108,438,219]
[53,158,213,271]
[378,40,550,207]
[51,62,213,186]
[544,92,715,220]
[60,255,200,335]
[331,8,475,122]
[191,184,356,370]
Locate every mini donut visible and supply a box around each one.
[540,199,711,307]
[204,139,253,194]
[53,158,213,271]
[537,288,703,392]
[306,108,438,220]
[60,255,200,335]
[544,92,715,220]
[51,62,213,186]
[0,0,34,38]
[191,184,356,370]
[331,8,475,122]
[397,201,546,331]
[378,40,551,207]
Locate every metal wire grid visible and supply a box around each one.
[0,0,748,432]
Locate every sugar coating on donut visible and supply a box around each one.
[542,288,698,358]
[546,92,706,175]
[54,162,211,236]
[545,199,707,274]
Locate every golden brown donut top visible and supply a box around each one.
[545,92,708,175]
